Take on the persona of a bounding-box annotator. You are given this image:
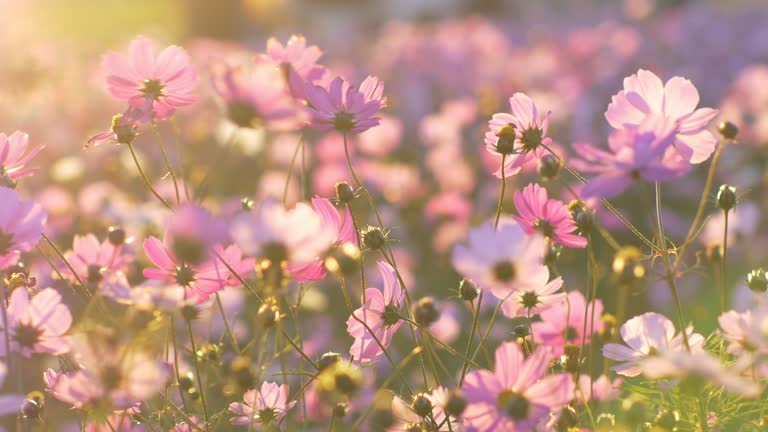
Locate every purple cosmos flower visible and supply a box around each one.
[0,287,72,357]
[305,75,386,134]
[513,183,587,248]
[0,187,47,270]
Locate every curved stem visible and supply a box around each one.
[494,155,507,230]
[185,318,210,430]
[127,142,171,209]
[721,209,729,312]
[153,125,180,205]
[459,292,482,386]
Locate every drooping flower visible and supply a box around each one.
[347,261,405,362]
[533,290,605,357]
[102,36,198,121]
[304,75,386,134]
[0,131,43,184]
[605,69,719,163]
[59,233,133,288]
[462,342,575,431]
[0,287,72,358]
[602,312,705,377]
[0,187,47,270]
[451,218,549,303]
[258,35,326,100]
[211,62,301,130]
[228,381,296,427]
[513,183,587,248]
[484,93,552,178]
[390,387,456,431]
[573,115,687,199]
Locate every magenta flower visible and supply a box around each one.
[0,287,71,357]
[0,187,47,270]
[605,69,719,163]
[484,93,552,178]
[102,36,198,121]
[462,342,575,431]
[347,261,404,362]
[451,218,549,303]
[289,197,355,282]
[258,35,326,100]
[573,115,688,199]
[513,183,587,248]
[60,233,133,287]
[228,381,296,427]
[212,63,301,130]
[304,75,386,134]
[0,131,43,183]
[143,236,253,303]
[532,290,604,357]
[85,107,150,148]
[602,312,705,377]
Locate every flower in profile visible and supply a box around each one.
[0,131,44,185]
[451,218,549,303]
[484,93,552,178]
[532,290,604,357]
[101,36,198,121]
[231,198,337,276]
[462,342,575,431]
[258,35,326,100]
[0,187,46,270]
[513,183,587,248]
[211,63,301,130]
[0,287,72,358]
[605,69,719,163]
[59,233,133,288]
[305,75,386,134]
[347,261,404,362]
[228,381,296,427]
[85,107,149,148]
[573,115,687,199]
[391,387,456,431]
[602,312,705,377]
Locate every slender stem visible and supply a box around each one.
[283,134,304,206]
[459,292,482,386]
[153,125,180,205]
[494,155,507,230]
[654,182,690,351]
[587,236,599,400]
[215,293,240,354]
[127,142,171,209]
[721,209,729,312]
[41,233,92,297]
[185,318,210,430]
[347,203,366,302]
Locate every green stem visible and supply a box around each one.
[494,155,507,230]
[459,291,482,386]
[127,142,171,209]
[184,318,210,430]
[721,209,729,312]
[153,125,180,205]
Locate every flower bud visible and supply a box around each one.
[568,200,594,235]
[335,182,356,204]
[716,184,737,211]
[612,246,645,284]
[443,389,467,417]
[332,402,348,418]
[324,242,360,276]
[21,392,44,419]
[537,154,561,180]
[655,409,680,430]
[495,125,517,155]
[318,352,342,371]
[555,405,578,431]
[718,121,738,140]
[241,197,254,211]
[748,268,768,293]
[458,279,479,302]
[180,304,201,321]
[178,373,195,390]
[257,297,283,329]
[412,297,440,328]
[411,393,433,417]
[107,226,127,246]
[332,365,361,397]
[229,356,255,389]
[360,226,386,250]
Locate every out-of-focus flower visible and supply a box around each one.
[575,374,622,404]
[169,416,203,432]
[533,290,604,357]
[602,312,705,377]
[164,204,227,265]
[347,261,404,362]
[0,187,46,270]
[228,381,296,427]
[605,69,719,163]
[0,287,72,358]
[102,36,198,121]
[0,131,43,184]
[85,107,148,148]
[59,234,133,288]
[513,183,587,248]
[258,35,326,100]
[390,387,457,431]
[484,93,552,178]
[701,202,759,248]
[462,342,574,431]
[305,75,386,134]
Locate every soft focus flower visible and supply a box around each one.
[169,416,203,432]
[347,261,404,362]
[305,75,386,134]
[462,342,575,431]
[575,374,622,404]
[605,69,719,163]
[0,131,43,183]
[228,381,296,427]
[85,107,148,147]
[390,387,456,431]
[484,93,552,178]
[513,183,587,248]
[0,287,72,357]
[602,312,705,377]
[258,35,326,100]
[533,290,604,357]
[0,187,46,270]
[102,36,198,121]
[59,234,133,287]
[164,204,227,265]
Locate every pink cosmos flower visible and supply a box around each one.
[0,287,71,357]
[102,36,198,121]
[484,93,552,178]
[347,261,405,362]
[59,234,133,287]
[164,204,228,265]
[605,69,719,163]
[462,342,575,431]
[390,387,456,431]
[231,198,336,275]
[0,187,47,270]
[0,131,43,183]
[533,291,604,357]
[513,183,587,248]
[289,197,355,282]
[451,218,549,303]
[228,381,296,427]
[575,375,622,404]
[84,106,149,148]
[258,35,326,100]
[718,309,754,354]
[573,115,687,199]
[304,75,386,134]
[602,312,705,377]
[211,62,301,130]
[143,236,253,303]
